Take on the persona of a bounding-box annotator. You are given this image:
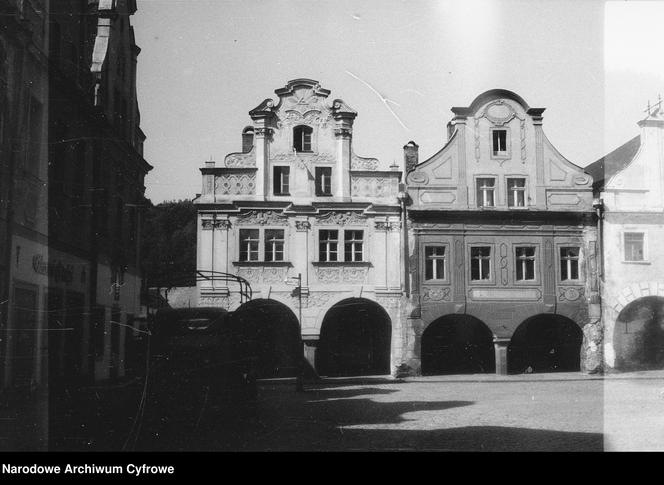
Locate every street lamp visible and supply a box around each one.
[286,273,304,392]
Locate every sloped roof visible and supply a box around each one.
[585,135,641,191]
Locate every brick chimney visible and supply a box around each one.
[403,141,419,172]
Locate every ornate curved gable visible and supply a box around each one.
[407,89,593,211]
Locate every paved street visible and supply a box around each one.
[218,374,608,451]
[5,371,664,451]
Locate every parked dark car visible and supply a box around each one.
[139,307,257,450]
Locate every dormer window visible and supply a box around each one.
[293,125,313,152]
[492,129,507,156]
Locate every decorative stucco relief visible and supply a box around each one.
[316,267,341,283]
[201,219,231,230]
[278,109,332,129]
[350,153,379,171]
[474,100,527,162]
[376,295,401,309]
[271,152,335,165]
[215,173,256,195]
[235,210,289,226]
[295,220,311,232]
[315,266,369,284]
[316,211,367,226]
[559,286,585,302]
[499,243,508,285]
[234,266,289,285]
[408,172,429,185]
[422,287,451,302]
[351,176,399,198]
[224,149,256,168]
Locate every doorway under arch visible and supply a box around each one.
[508,314,582,374]
[315,298,391,377]
[231,299,301,378]
[613,296,664,371]
[421,315,495,375]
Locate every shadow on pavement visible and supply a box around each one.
[20,378,605,452]
[257,426,604,452]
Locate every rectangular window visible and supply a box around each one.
[476,178,495,207]
[265,229,285,262]
[560,247,580,280]
[239,229,260,261]
[294,125,313,152]
[471,247,491,281]
[425,246,446,280]
[492,130,507,155]
[315,167,332,196]
[515,247,536,281]
[319,230,338,262]
[507,178,526,207]
[344,230,364,262]
[624,232,645,262]
[273,166,290,195]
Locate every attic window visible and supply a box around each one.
[492,130,507,155]
[293,125,313,152]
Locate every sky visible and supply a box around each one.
[131,0,664,203]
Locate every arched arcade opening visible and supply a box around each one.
[421,315,495,375]
[613,296,664,371]
[507,314,582,374]
[231,299,301,378]
[315,298,391,377]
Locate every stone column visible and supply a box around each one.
[253,125,271,199]
[295,219,311,290]
[334,127,351,199]
[213,219,231,293]
[199,216,214,291]
[387,220,402,290]
[373,220,389,290]
[494,337,510,375]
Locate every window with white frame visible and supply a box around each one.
[507,178,526,207]
[476,178,496,208]
[624,232,645,262]
[425,246,446,280]
[319,230,338,262]
[273,166,290,196]
[515,246,536,281]
[560,247,580,281]
[239,229,260,261]
[471,246,491,281]
[344,230,364,262]
[264,229,285,262]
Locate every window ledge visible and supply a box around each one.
[312,261,372,267]
[621,260,651,265]
[232,261,293,267]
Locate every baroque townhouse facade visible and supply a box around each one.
[195,79,405,377]
[404,90,601,375]
[586,106,664,372]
